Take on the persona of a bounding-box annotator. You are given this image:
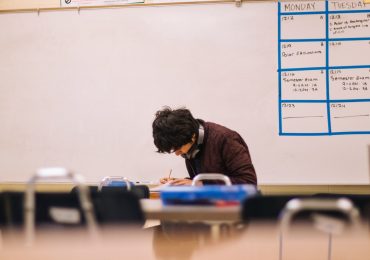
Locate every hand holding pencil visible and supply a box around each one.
[159,169,175,184]
[159,169,193,186]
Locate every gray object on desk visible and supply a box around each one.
[25,167,98,245]
[279,197,361,260]
[98,176,132,191]
[192,173,232,186]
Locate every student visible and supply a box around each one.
[152,107,257,185]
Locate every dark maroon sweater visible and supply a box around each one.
[185,121,257,185]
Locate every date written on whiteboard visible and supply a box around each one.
[282,16,294,21]
[330,15,341,20]
[331,103,346,108]
[282,103,296,108]
[329,42,342,47]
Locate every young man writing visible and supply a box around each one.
[152,107,257,186]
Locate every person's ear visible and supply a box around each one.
[191,134,196,143]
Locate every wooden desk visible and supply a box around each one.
[140,199,241,222]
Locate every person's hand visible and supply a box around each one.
[159,177,176,184]
[167,178,193,186]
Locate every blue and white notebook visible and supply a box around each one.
[160,185,258,206]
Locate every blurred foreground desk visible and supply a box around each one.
[1,225,369,260]
[140,199,241,222]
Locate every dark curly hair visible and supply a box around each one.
[152,107,199,153]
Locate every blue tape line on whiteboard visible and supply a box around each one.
[280,38,325,42]
[279,38,370,43]
[329,37,370,41]
[325,0,331,134]
[279,67,326,72]
[331,131,370,135]
[280,132,330,136]
[279,65,370,72]
[329,65,370,70]
[282,99,370,103]
[329,9,370,14]
[280,37,370,42]
[281,10,370,16]
[330,99,370,103]
[278,1,283,135]
[280,11,326,16]
[281,100,327,103]
[281,98,370,103]
[280,132,370,136]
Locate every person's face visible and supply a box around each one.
[171,135,196,156]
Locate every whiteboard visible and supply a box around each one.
[279,0,370,135]
[0,2,369,184]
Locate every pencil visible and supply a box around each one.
[168,169,172,180]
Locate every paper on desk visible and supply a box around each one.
[149,182,171,192]
[135,181,160,185]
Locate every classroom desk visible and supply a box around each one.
[140,199,241,222]
[193,224,370,260]
[0,224,369,260]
